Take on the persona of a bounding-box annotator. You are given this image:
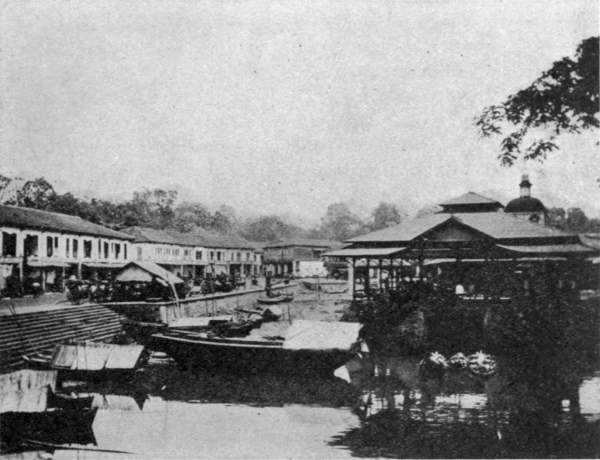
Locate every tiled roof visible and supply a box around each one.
[121,226,254,249]
[347,212,576,244]
[263,238,341,249]
[439,192,503,207]
[0,205,133,240]
[455,212,572,240]
[347,213,451,243]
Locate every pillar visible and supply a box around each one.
[348,258,355,299]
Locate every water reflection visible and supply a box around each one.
[331,354,600,458]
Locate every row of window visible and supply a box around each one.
[152,245,254,263]
[0,231,127,260]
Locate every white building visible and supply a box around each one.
[123,227,260,279]
[0,205,133,294]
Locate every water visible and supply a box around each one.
[3,353,599,459]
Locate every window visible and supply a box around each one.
[210,251,214,261]
[184,249,190,258]
[156,247,162,256]
[54,237,59,249]
[103,242,109,259]
[2,232,16,257]
[137,246,143,260]
[124,244,127,260]
[66,239,70,257]
[174,249,179,256]
[83,240,92,258]
[98,240,101,255]
[47,236,54,257]
[217,251,221,261]
[237,252,241,261]
[246,252,250,261]
[115,243,121,259]
[195,251,202,260]
[72,239,78,258]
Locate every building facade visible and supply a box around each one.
[0,205,133,294]
[263,239,340,277]
[123,227,260,279]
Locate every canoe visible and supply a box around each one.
[1,407,97,449]
[152,321,362,376]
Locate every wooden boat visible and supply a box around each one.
[257,293,293,304]
[0,369,97,450]
[24,341,147,382]
[301,279,347,292]
[152,320,362,376]
[1,407,97,449]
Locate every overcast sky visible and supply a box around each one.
[1,0,598,224]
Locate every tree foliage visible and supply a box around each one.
[547,206,600,232]
[370,201,402,231]
[319,202,365,241]
[477,36,599,166]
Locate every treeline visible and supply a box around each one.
[1,175,597,242]
[0,176,404,242]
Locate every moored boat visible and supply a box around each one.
[257,293,293,304]
[152,320,362,376]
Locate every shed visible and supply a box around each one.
[115,261,184,285]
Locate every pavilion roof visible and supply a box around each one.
[347,212,577,245]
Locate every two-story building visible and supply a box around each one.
[262,239,340,278]
[0,205,134,293]
[123,227,259,280]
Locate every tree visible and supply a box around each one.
[477,36,599,166]
[370,202,402,231]
[241,215,300,242]
[129,188,178,229]
[319,203,364,241]
[16,178,56,209]
[211,205,238,233]
[173,202,213,232]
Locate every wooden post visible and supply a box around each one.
[352,258,356,300]
[378,258,383,293]
[365,258,370,299]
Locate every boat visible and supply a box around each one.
[24,341,148,382]
[0,369,97,450]
[257,293,293,304]
[152,320,362,376]
[1,407,97,450]
[301,278,347,292]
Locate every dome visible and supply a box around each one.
[504,196,546,213]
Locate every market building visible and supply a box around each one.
[0,205,134,295]
[326,179,598,300]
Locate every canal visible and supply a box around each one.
[5,349,599,459]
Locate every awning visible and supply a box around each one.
[324,247,406,258]
[82,262,125,269]
[26,261,73,268]
[115,261,184,285]
[497,244,597,256]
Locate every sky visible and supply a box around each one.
[1,0,598,225]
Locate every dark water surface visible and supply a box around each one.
[4,351,599,460]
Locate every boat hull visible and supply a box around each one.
[0,408,97,449]
[151,332,355,376]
